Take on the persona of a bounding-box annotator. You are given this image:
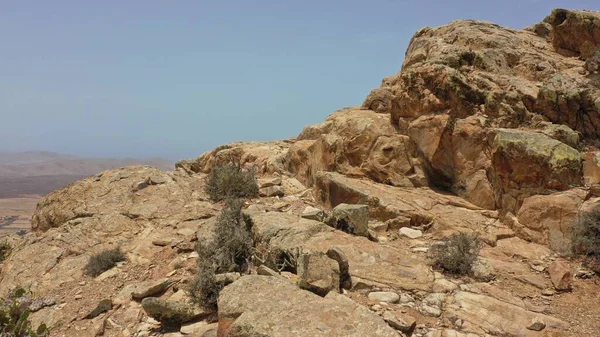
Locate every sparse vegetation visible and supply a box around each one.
[429,232,480,275]
[188,262,221,309]
[0,287,49,337]
[204,164,259,202]
[254,243,301,273]
[572,206,600,267]
[84,247,126,277]
[188,199,254,309]
[0,241,11,262]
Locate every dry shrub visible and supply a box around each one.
[188,199,254,309]
[84,247,126,277]
[428,232,480,275]
[205,164,258,202]
[0,241,11,262]
[572,205,600,267]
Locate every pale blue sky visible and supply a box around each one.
[1,1,598,160]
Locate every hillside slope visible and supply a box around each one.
[1,8,600,337]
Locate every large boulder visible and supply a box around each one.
[297,252,340,296]
[545,9,600,59]
[535,74,600,139]
[490,129,582,212]
[176,140,291,176]
[583,151,600,185]
[331,203,369,237]
[248,210,435,291]
[141,297,207,325]
[217,275,398,336]
[288,108,424,188]
[314,171,494,233]
[516,189,585,253]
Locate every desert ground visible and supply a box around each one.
[0,197,39,236]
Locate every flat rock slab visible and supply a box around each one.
[218,275,398,337]
[368,291,399,303]
[399,227,423,239]
[446,291,567,336]
[141,297,207,325]
[117,278,171,302]
[249,211,434,291]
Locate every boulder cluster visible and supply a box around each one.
[1,7,600,337]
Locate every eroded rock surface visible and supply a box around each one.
[2,7,600,337]
[218,275,398,337]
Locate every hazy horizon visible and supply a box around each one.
[2,1,599,161]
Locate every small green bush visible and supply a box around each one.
[84,247,126,277]
[205,164,259,202]
[572,206,600,264]
[429,232,480,275]
[0,287,49,337]
[188,199,254,309]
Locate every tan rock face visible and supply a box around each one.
[218,275,398,337]
[548,260,573,291]
[249,210,434,291]
[31,166,212,232]
[490,129,582,212]
[583,151,600,185]
[288,108,423,188]
[176,140,292,176]
[545,9,600,59]
[296,252,340,296]
[445,292,567,336]
[516,190,585,252]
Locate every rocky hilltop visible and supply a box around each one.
[2,8,600,337]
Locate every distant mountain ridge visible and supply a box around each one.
[0,151,173,197]
[0,151,173,178]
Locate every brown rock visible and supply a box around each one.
[297,252,340,296]
[446,292,566,336]
[545,9,600,59]
[131,278,172,300]
[86,299,112,319]
[382,311,416,333]
[218,275,398,336]
[331,203,369,237]
[288,109,423,188]
[176,141,290,176]
[141,297,207,326]
[583,152,600,186]
[527,318,546,331]
[248,210,434,292]
[490,129,582,213]
[548,261,573,291]
[516,190,584,253]
[326,246,351,290]
[259,185,285,197]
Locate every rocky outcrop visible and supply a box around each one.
[445,291,567,336]
[545,9,600,59]
[289,108,425,188]
[516,190,585,252]
[3,7,600,337]
[31,166,212,232]
[217,275,398,336]
[248,210,435,291]
[176,140,292,175]
[490,129,582,212]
